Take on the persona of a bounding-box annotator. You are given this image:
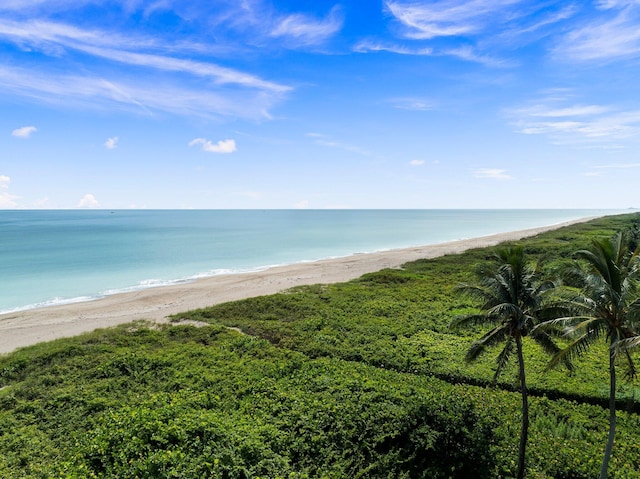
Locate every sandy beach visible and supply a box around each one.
[0,218,592,355]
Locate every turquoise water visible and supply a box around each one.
[0,209,624,313]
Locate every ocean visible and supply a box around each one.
[0,209,624,314]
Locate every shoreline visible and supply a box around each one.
[0,217,595,355]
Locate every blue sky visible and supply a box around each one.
[1,0,640,209]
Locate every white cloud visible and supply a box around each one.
[105,136,118,149]
[0,65,282,119]
[0,19,289,92]
[0,175,19,208]
[385,0,521,40]
[77,45,289,93]
[0,18,290,118]
[366,1,578,65]
[517,104,611,118]
[595,0,639,8]
[78,193,100,208]
[294,199,310,209]
[440,45,511,67]
[474,168,514,180]
[189,137,237,154]
[582,162,640,178]
[34,197,50,207]
[11,125,37,138]
[507,4,578,36]
[509,93,640,146]
[390,97,434,111]
[0,193,18,208]
[409,160,425,166]
[270,6,343,46]
[555,3,640,61]
[354,36,507,67]
[0,0,97,11]
[386,1,479,39]
[353,40,433,55]
[307,133,371,156]
[594,162,640,169]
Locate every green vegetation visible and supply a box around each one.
[538,231,640,479]
[452,245,566,479]
[1,213,640,478]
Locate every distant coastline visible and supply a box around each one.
[0,214,609,354]
[0,209,623,315]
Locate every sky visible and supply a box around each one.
[1,0,640,209]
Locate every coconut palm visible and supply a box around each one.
[451,245,564,479]
[539,232,640,479]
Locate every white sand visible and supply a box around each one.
[0,219,592,354]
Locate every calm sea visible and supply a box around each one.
[0,209,624,313]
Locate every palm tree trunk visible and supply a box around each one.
[516,335,529,479]
[600,336,617,479]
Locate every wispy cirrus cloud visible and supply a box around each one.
[357,1,578,65]
[555,1,640,62]
[0,9,291,119]
[354,39,507,66]
[270,6,343,46]
[306,132,371,156]
[474,168,514,180]
[384,0,578,42]
[389,97,434,111]
[593,162,640,169]
[353,40,433,55]
[385,0,521,40]
[510,95,640,146]
[0,63,282,118]
[0,0,71,11]
[584,161,640,177]
[0,19,289,90]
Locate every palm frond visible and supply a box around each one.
[536,303,575,323]
[622,346,637,380]
[531,315,591,335]
[533,279,556,296]
[493,336,514,383]
[562,317,607,339]
[530,329,573,372]
[562,264,588,288]
[628,297,640,324]
[547,331,602,370]
[621,277,640,308]
[455,284,500,308]
[617,335,640,351]
[450,313,493,329]
[465,325,509,362]
[487,302,521,321]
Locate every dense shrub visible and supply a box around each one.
[1,213,640,477]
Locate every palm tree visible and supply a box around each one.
[538,232,640,479]
[451,245,564,479]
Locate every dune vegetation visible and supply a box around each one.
[1,213,640,478]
